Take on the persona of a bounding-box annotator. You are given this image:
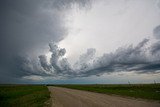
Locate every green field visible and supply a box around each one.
[54,84,160,101]
[0,85,50,107]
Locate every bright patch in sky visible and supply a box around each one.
[60,0,160,64]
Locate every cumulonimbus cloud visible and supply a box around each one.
[1,0,160,82]
[34,26,160,78]
[6,23,160,81]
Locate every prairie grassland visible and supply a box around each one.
[0,85,50,107]
[53,84,160,101]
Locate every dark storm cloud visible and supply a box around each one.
[37,37,160,78]
[151,24,160,57]
[39,55,52,71]
[49,42,71,74]
[153,25,160,39]
[0,0,91,83]
[73,48,96,71]
[75,39,152,77]
[151,42,160,54]
[10,25,160,81]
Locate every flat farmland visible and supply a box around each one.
[0,85,50,107]
[1,84,160,107]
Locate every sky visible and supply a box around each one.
[0,0,160,84]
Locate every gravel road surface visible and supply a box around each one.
[48,86,160,107]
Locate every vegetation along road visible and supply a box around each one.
[0,85,50,107]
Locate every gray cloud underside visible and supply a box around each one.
[4,25,160,80]
[36,36,160,78]
[0,0,91,82]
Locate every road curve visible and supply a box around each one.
[48,86,160,107]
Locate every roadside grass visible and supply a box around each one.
[53,84,160,101]
[0,85,50,107]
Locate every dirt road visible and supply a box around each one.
[48,86,160,107]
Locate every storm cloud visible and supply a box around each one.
[0,0,160,83]
[153,25,160,39]
[37,35,160,78]
[0,0,91,83]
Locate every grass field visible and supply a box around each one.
[0,85,50,107]
[53,84,160,101]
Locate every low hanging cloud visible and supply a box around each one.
[75,25,160,76]
[38,43,73,76]
[35,28,160,78]
[73,48,96,71]
[5,25,160,81]
[39,55,52,71]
